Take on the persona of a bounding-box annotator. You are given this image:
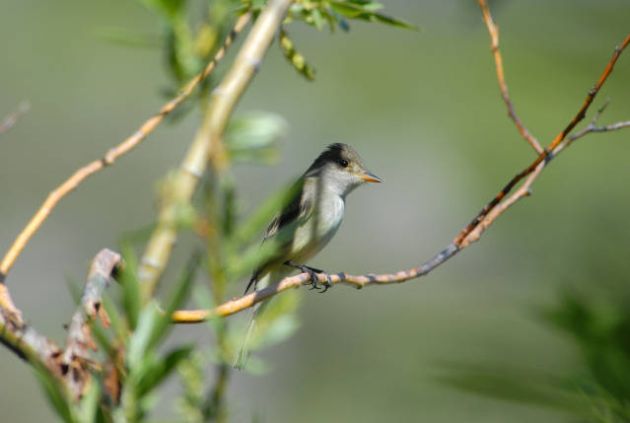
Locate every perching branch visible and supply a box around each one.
[171,13,630,324]
[477,0,543,154]
[172,245,458,323]
[138,0,295,300]
[0,102,29,135]
[0,13,251,283]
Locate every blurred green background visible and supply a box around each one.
[1,0,630,421]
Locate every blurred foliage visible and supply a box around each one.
[18,0,630,422]
[27,1,414,420]
[440,290,630,422]
[224,111,288,165]
[33,248,198,422]
[279,0,416,79]
[138,0,239,88]
[117,0,416,90]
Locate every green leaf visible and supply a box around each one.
[176,352,205,421]
[257,314,300,348]
[278,28,317,81]
[166,18,201,83]
[220,175,237,237]
[33,364,76,423]
[90,318,115,358]
[192,284,221,333]
[149,254,199,348]
[329,1,416,30]
[78,380,101,423]
[120,245,141,330]
[101,294,125,343]
[225,112,288,164]
[309,8,326,30]
[228,178,303,249]
[127,254,199,368]
[368,12,417,30]
[329,2,364,18]
[127,303,162,369]
[232,289,301,353]
[136,346,193,396]
[360,2,384,12]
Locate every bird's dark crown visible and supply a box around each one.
[306,143,364,175]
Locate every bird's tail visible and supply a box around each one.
[234,301,267,370]
[234,269,288,370]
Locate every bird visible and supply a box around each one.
[235,143,381,369]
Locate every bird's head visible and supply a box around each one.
[306,143,381,197]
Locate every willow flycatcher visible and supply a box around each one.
[235,143,381,368]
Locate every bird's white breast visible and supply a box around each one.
[291,191,345,263]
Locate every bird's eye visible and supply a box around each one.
[338,159,349,168]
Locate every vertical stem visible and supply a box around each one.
[138,0,295,300]
[204,174,231,422]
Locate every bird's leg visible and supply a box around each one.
[284,261,321,289]
[284,261,332,292]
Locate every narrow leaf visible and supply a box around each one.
[120,244,141,330]
[229,179,303,248]
[137,346,193,396]
[225,112,288,164]
[32,364,76,423]
[278,28,316,80]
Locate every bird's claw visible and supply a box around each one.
[285,261,332,293]
[304,268,322,290]
[318,274,333,293]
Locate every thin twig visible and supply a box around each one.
[554,100,630,154]
[0,102,30,135]
[478,0,543,154]
[138,0,295,300]
[0,13,251,282]
[172,28,630,323]
[62,249,121,398]
[454,33,630,247]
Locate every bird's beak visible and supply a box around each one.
[361,171,382,183]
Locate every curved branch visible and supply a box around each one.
[0,13,251,281]
[172,245,457,323]
[0,308,61,366]
[172,27,630,324]
[62,249,121,398]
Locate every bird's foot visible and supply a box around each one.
[319,275,333,294]
[285,261,332,292]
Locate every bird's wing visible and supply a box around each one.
[263,181,312,240]
[245,179,313,292]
